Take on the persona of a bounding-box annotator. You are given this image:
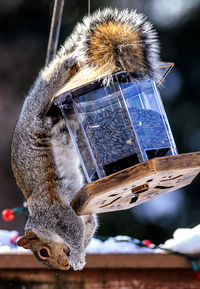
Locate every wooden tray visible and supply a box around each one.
[71,152,200,215]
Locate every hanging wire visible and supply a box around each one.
[45,0,65,66]
[88,0,90,15]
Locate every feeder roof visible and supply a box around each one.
[50,62,174,107]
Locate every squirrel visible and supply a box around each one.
[11,8,160,270]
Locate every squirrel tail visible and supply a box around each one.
[67,8,160,79]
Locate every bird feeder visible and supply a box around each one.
[53,64,200,215]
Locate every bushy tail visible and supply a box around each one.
[65,8,160,79]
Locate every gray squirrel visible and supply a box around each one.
[11,8,160,270]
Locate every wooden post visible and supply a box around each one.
[0,253,199,289]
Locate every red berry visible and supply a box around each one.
[2,209,14,221]
[143,240,153,248]
[10,235,19,244]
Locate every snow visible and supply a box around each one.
[86,236,161,254]
[0,225,200,254]
[0,230,28,254]
[0,229,18,247]
[163,224,200,254]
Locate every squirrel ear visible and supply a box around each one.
[17,231,38,249]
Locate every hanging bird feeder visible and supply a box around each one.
[40,2,200,216]
[53,63,200,215]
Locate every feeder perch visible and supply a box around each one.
[52,63,200,215]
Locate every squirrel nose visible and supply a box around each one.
[61,261,70,269]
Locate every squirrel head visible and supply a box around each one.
[17,203,86,271]
[17,231,71,270]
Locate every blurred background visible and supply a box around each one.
[0,0,200,244]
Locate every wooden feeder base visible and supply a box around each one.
[71,152,200,215]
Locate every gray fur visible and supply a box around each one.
[11,51,97,270]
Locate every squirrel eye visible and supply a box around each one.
[63,248,70,257]
[39,247,50,259]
